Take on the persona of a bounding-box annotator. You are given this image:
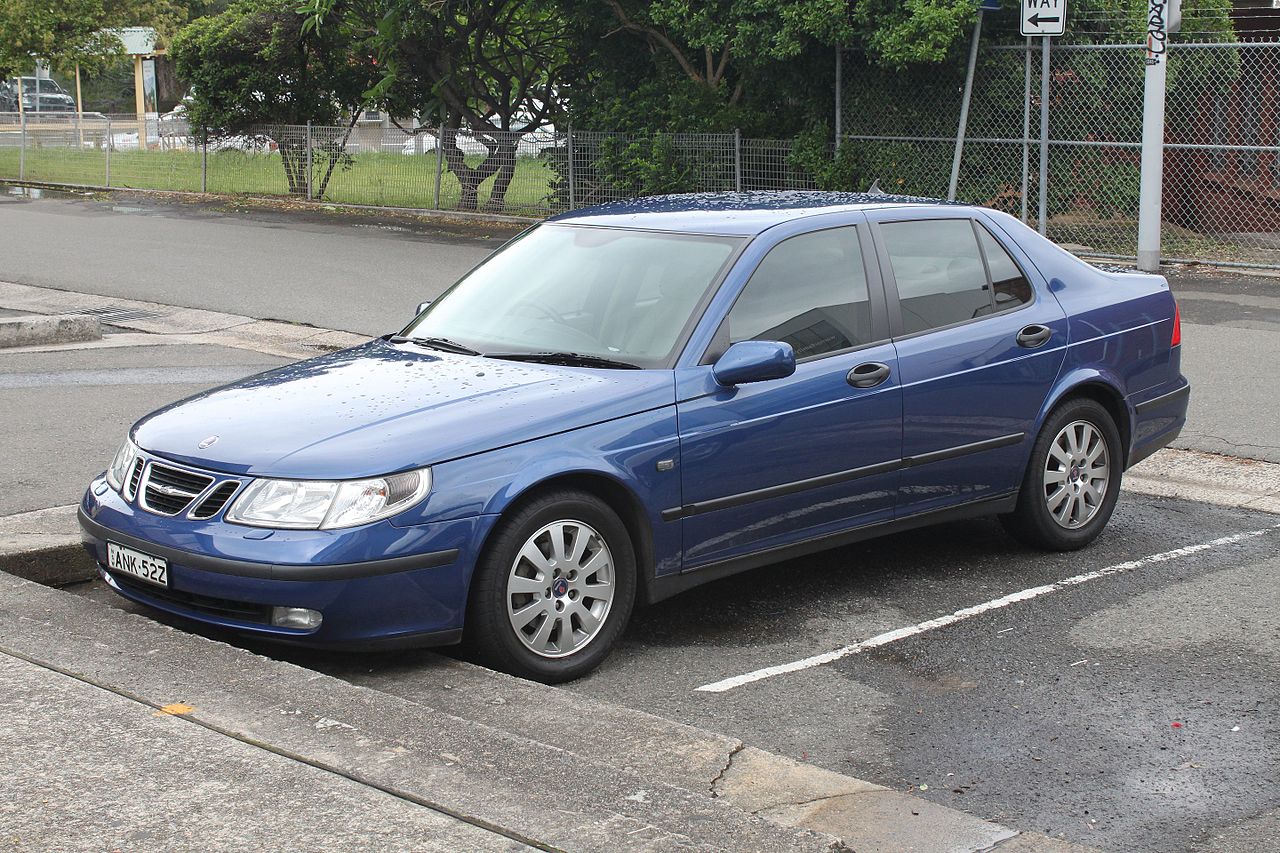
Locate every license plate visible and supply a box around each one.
[106,542,169,588]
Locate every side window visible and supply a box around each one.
[881,219,993,335]
[976,224,1033,309]
[726,227,872,360]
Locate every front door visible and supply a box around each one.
[674,223,903,569]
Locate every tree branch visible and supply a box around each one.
[603,0,703,84]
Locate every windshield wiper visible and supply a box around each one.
[485,351,641,370]
[386,335,482,356]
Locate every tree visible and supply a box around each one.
[559,0,981,136]
[0,0,211,82]
[0,0,124,80]
[171,0,377,196]
[303,0,572,211]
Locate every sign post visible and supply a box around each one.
[1137,0,1180,271]
[947,1,1001,201]
[1022,1,1066,235]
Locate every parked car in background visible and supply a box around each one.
[78,192,1189,682]
[6,77,76,113]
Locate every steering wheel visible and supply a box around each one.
[512,298,568,326]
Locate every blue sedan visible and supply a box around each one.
[79,192,1190,681]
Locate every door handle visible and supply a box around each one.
[1016,324,1052,348]
[847,362,891,389]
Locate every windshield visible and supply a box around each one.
[19,78,62,94]
[403,224,742,368]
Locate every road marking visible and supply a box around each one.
[694,526,1278,693]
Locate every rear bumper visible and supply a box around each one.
[1127,378,1190,468]
[79,480,496,648]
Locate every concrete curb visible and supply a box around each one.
[0,313,100,348]
[0,504,93,586]
[1,180,540,228]
[0,280,367,360]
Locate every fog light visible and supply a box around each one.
[271,606,322,630]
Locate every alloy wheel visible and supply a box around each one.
[505,519,615,658]
[1043,420,1110,529]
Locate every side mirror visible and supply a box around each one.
[712,340,796,387]
[415,300,432,315]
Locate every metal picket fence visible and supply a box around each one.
[0,40,1276,267]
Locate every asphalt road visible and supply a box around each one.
[0,189,509,336]
[0,337,285,516]
[567,494,1280,853]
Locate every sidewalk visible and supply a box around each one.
[0,652,528,852]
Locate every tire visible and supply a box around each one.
[464,489,636,683]
[1000,398,1123,551]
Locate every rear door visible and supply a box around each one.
[673,220,903,569]
[866,209,1068,517]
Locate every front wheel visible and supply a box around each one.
[465,489,636,683]
[1001,398,1123,551]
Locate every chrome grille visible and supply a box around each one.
[141,462,214,516]
[125,457,145,500]
[190,480,241,520]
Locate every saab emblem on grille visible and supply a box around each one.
[198,435,219,450]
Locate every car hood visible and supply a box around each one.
[133,339,675,479]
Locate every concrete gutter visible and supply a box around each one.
[0,313,100,348]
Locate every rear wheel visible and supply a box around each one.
[465,489,636,683]
[1001,398,1122,551]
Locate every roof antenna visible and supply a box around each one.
[867,178,885,196]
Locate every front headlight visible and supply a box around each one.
[225,468,431,530]
[105,440,138,493]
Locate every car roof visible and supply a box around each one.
[547,190,966,236]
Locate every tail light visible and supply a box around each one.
[1171,304,1182,346]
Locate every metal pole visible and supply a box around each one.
[305,121,313,201]
[18,109,25,180]
[834,45,843,151]
[105,116,111,187]
[1021,36,1032,223]
[74,64,85,149]
[567,124,576,209]
[949,9,984,201]
[433,121,444,210]
[1038,36,1050,236]
[1137,3,1169,272]
[734,128,743,192]
[201,129,208,194]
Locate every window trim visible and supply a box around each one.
[697,223,890,366]
[973,220,1038,317]
[869,215,1037,342]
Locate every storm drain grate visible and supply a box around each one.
[65,305,165,323]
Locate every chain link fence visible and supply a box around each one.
[838,41,1280,267]
[0,41,1275,267]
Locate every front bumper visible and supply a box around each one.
[80,478,497,648]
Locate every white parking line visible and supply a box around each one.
[694,525,1279,693]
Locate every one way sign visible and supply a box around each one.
[1021,0,1067,36]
